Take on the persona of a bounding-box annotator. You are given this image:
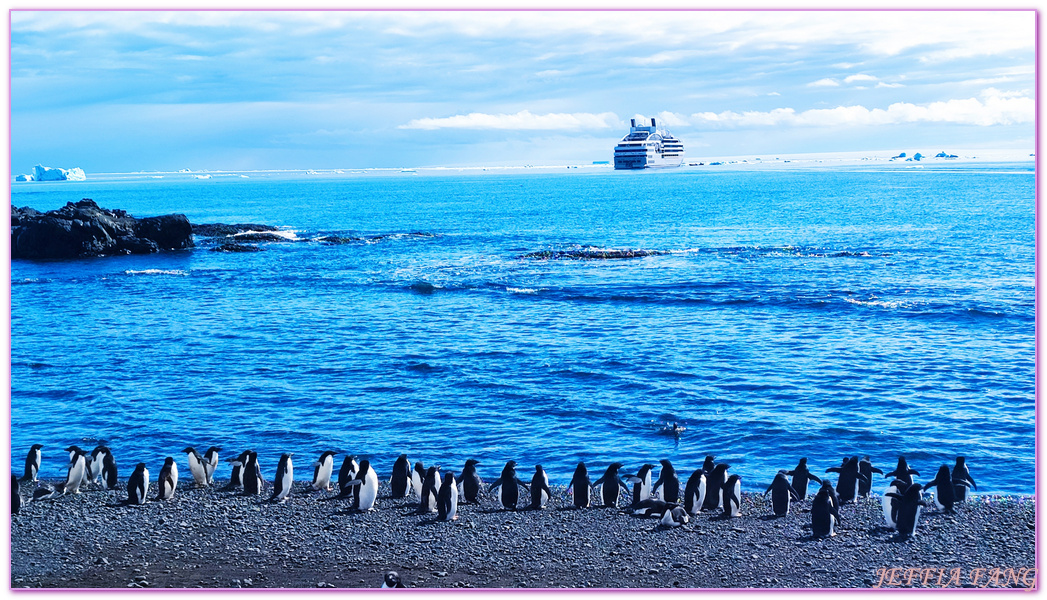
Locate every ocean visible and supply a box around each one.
[9,164,1036,494]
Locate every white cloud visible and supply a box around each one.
[876,82,905,88]
[808,78,840,87]
[844,74,879,84]
[400,110,620,131]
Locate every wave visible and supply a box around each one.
[123,269,189,276]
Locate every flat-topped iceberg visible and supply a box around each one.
[32,164,86,181]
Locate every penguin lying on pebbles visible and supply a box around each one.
[658,504,689,528]
[593,463,628,508]
[631,498,670,517]
[311,451,337,492]
[382,571,406,588]
[489,461,529,511]
[21,444,42,483]
[568,462,593,509]
[460,459,483,504]
[952,456,977,501]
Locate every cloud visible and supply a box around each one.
[400,110,620,131]
[808,78,840,87]
[844,74,879,84]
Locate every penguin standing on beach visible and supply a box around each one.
[227,450,251,490]
[625,463,655,507]
[702,463,730,511]
[490,460,529,511]
[924,465,967,514]
[460,459,483,504]
[764,471,801,517]
[410,462,426,501]
[127,463,149,505]
[437,471,459,521]
[882,479,906,529]
[785,457,821,501]
[826,457,867,504]
[886,482,929,541]
[12,475,21,515]
[652,460,681,503]
[345,459,379,511]
[683,468,707,516]
[101,449,119,490]
[21,444,42,483]
[885,456,920,487]
[338,455,360,499]
[269,453,294,503]
[416,466,442,514]
[87,446,111,487]
[61,446,89,495]
[952,457,977,502]
[722,474,742,517]
[203,447,221,485]
[183,447,209,487]
[156,457,178,500]
[858,456,883,497]
[593,462,628,508]
[568,462,593,509]
[529,465,553,510]
[811,484,841,537]
[389,454,411,498]
[242,452,262,496]
[311,451,337,492]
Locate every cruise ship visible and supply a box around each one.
[613,118,685,169]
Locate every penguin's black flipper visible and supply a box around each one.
[826,467,842,474]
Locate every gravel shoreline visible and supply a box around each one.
[10,478,1036,590]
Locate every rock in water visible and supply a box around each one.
[11,199,194,259]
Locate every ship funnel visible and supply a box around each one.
[651,118,657,128]
[631,118,636,127]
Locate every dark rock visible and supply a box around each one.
[520,247,667,260]
[11,199,193,259]
[211,243,263,253]
[229,233,289,243]
[192,223,280,237]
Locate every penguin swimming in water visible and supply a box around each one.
[683,468,707,516]
[11,475,21,515]
[389,454,411,498]
[593,462,628,508]
[344,459,379,511]
[924,464,967,514]
[568,462,593,509]
[886,482,929,540]
[337,455,359,499]
[858,456,883,497]
[529,465,553,510]
[437,471,459,521]
[810,484,841,537]
[952,456,977,502]
[460,459,483,504]
[702,463,730,511]
[156,457,179,500]
[127,463,149,505]
[203,447,220,484]
[785,457,821,501]
[651,459,681,503]
[764,471,800,517]
[100,448,119,490]
[416,466,442,514]
[826,456,867,504]
[885,456,920,486]
[270,453,294,503]
[624,463,655,507]
[183,447,209,487]
[489,461,529,511]
[21,444,42,483]
[382,571,406,588]
[722,474,742,517]
[311,451,337,492]
[410,462,426,501]
[242,452,263,496]
[659,504,689,528]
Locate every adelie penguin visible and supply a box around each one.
[702,463,730,511]
[344,459,379,511]
[338,455,360,499]
[410,462,426,501]
[416,466,442,514]
[593,462,628,508]
[886,482,929,541]
[460,459,483,504]
[651,459,681,503]
[882,479,907,529]
[952,456,977,502]
[183,447,210,487]
[785,457,821,501]
[310,451,337,492]
[858,456,883,497]
[11,475,21,515]
[924,464,968,514]
[60,446,88,496]
[529,465,553,510]
[127,463,149,505]
[21,444,42,483]
[658,504,689,528]
[764,471,800,517]
[810,484,841,537]
[721,474,742,517]
[87,446,111,488]
[99,448,119,490]
[203,447,221,484]
[226,450,252,490]
[489,460,529,511]
[568,462,593,509]
[389,454,411,498]
[631,497,671,517]
[242,451,263,496]
[270,453,294,503]
[382,571,406,588]
[156,457,179,500]
[624,463,655,507]
[437,471,459,521]
[885,456,920,486]
[682,468,707,516]
[826,456,868,504]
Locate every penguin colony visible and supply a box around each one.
[13,446,976,541]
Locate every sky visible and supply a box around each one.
[8,9,1037,172]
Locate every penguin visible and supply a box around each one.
[227,450,252,490]
[764,471,800,517]
[242,452,262,496]
[702,463,730,511]
[810,484,841,537]
[382,571,406,588]
[631,498,670,517]
[61,446,88,495]
[885,456,920,486]
[156,457,178,500]
[593,462,628,508]
[21,444,42,483]
[203,447,221,484]
[858,456,883,497]
[826,456,867,504]
[882,479,907,529]
[568,462,593,509]
[127,463,149,505]
[345,459,379,511]
[311,451,337,492]
[529,464,553,510]
[785,457,822,501]
[101,449,119,490]
[817,480,841,512]
[437,471,459,521]
[701,455,716,475]
[460,459,483,504]
[269,453,294,503]
[651,459,681,503]
[625,463,655,507]
[722,474,742,517]
[924,464,967,514]
[87,446,110,487]
[389,454,411,498]
[12,475,21,515]
[952,456,977,502]
[183,447,209,487]
[410,462,426,501]
[416,466,442,514]
[338,455,360,499]
[659,504,689,528]
[886,483,929,540]
[682,468,707,516]
[489,460,529,510]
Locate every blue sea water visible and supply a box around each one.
[9,165,1036,494]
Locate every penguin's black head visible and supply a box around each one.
[321,451,336,460]
[182,447,196,454]
[30,444,43,451]
[506,460,517,467]
[956,456,966,465]
[609,462,624,472]
[660,459,673,468]
[64,445,83,454]
[534,464,543,472]
[206,446,221,453]
[797,457,807,465]
[465,459,480,467]
[936,465,950,478]
[135,462,147,471]
[163,457,175,465]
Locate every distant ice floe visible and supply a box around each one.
[506,286,539,294]
[16,165,87,182]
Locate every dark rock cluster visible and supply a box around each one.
[521,247,668,260]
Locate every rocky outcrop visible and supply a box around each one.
[520,247,667,260]
[11,199,193,259]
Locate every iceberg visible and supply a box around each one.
[33,164,87,181]
[14,174,34,182]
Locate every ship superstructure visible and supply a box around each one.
[613,118,684,169]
